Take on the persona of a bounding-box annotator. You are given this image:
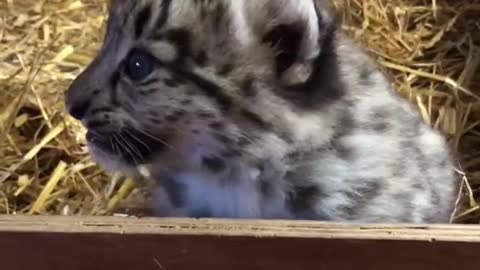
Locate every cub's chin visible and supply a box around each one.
[87,141,140,177]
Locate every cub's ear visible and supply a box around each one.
[245,0,336,86]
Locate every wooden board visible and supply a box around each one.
[0,215,479,270]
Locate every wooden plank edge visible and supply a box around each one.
[0,215,479,242]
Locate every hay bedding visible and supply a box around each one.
[0,0,479,223]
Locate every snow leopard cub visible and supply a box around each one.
[65,0,457,223]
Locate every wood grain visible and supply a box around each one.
[0,215,479,270]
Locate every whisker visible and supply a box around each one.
[127,125,175,150]
[109,137,119,156]
[209,130,255,145]
[119,134,145,163]
[114,134,141,165]
[239,131,256,144]
[123,128,152,152]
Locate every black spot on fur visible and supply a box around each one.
[430,190,441,213]
[181,99,192,105]
[135,4,152,38]
[372,108,386,120]
[259,179,274,197]
[284,165,326,215]
[186,89,197,96]
[287,184,322,214]
[139,88,157,96]
[171,74,187,85]
[359,65,374,82]
[412,182,424,190]
[413,144,429,172]
[174,110,187,117]
[392,161,407,177]
[149,118,163,124]
[209,121,225,129]
[263,22,305,75]
[202,156,226,172]
[164,78,180,87]
[241,76,255,97]
[237,137,251,146]
[217,63,234,76]
[333,141,352,160]
[279,131,294,144]
[148,110,161,117]
[162,175,185,207]
[241,110,272,130]
[371,108,390,132]
[199,5,207,20]
[439,156,449,167]
[213,4,226,33]
[373,122,388,132]
[337,110,355,133]
[195,50,208,66]
[166,110,186,122]
[165,114,180,122]
[198,112,215,119]
[341,181,382,218]
[330,110,356,160]
[392,193,414,222]
[215,133,232,144]
[222,149,241,158]
[286,151,303,162]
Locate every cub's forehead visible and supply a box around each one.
[106,0,331,35]
[107,0,229,30]
[107,0,330,24]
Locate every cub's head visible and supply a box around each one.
[65,0,340,174]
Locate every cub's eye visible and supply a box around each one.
[125,50,154,81]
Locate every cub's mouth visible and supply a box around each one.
[86,127,171,165]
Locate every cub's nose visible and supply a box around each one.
[67,98,91,120]
[65,54,111,121]
[65,70,98,120]
[65,82,92,120]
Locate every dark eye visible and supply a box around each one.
[125,50,154,81]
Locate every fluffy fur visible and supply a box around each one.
[65,0,457,223]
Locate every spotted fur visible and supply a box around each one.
[65,0,457,223]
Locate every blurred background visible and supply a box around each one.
[0,0,479,223]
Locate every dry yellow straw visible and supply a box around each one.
[0,124,65,182]
[107,178,136,211]
[29,160,68,214]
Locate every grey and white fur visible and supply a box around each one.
[65,0,457,223]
